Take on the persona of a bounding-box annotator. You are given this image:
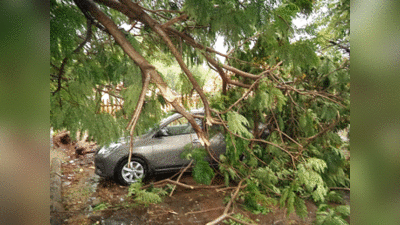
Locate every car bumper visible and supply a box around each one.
[94,152,115,178]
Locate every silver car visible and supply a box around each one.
[94,109,226,185]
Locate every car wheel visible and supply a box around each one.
[115,157,147,185]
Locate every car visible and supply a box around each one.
[94,109,226,185]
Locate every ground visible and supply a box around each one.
[50,131,349,225]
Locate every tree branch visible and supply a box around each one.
[185,207,224,215]
[303,112,341,144]
[217,61,282,114]
[166,27,264,80]
[161,14,188,29]
[126,0,215,127]
[95,87,124,99]
[206,177,247,225]
[52,19,93,96]
[329,40,350,53]
[276,83,346,108]
[84,0,210,147]
[202,53,251,90]
[226,32,261,56]
[73,0,109,34]
[139,6,184,15]
[329,187,350,191]
[221,75,263,114]
[169,160,193,196]
[214,109,297,168]
[126,74,151,167]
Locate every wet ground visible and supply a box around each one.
[50,132,349,225]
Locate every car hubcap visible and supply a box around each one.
[122,161,144,183]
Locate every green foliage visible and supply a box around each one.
[242,180,271,215]
[297,160,328,202]
[307,158,328,174]
[325,191,343,204]
[315,204,350,225]
[299,109,317,136]
[254,167,278,188]
[247,80,287,113]
[127,181,168,207]
[277,183,308,219]
[219,154,239,187]
[181,146,215,185]
[93,202,111,211]
[224,135,249,162]
[227,111,253,138]
[50,0,85,59]
[279,186,293,215]
[294,195,308,219]
[193,160,215,185]
[314,0,350,55]
[223,213,257,225]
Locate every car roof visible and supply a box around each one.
[159,108,204,127]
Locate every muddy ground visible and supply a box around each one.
[50,132,349,225]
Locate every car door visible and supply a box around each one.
[151,116,199,170]
[205,124,226,163]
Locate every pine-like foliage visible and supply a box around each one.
[227,111,253,138]
[181,145,215,185]
[127,181,168,207]
[315,204,350,225]
[223,213,257,225]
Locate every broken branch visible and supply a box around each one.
[169,160,193,196]
[185,207,224,215]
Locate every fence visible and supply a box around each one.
[100,99,123,115]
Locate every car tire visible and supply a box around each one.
[115,157,148,186]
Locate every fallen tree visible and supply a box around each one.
[51,0,350,223]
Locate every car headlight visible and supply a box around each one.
[98,142,122,155]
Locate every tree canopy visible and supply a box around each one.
[51,0,349,221]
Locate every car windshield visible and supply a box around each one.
[146,125,157,134]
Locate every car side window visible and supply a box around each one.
[208,124,224,138]
[164,117,200,136]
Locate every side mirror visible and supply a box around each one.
[155,128,168,138]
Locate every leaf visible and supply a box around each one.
[127,181,167,206]
[286,191,296,216]
[335,205,350,217]
[278,115,285,131]
[280,186,290,207]
[294,196,308,219]
[254,167,278,186]
[270,87,287,112]
[311,185,328,203]
[227,111,253,138]
[307,158,328,174]
[299,114,307,130]
[193,160,214,185]
[326,191,343,204]
[297,164,328,202]
[315,204,350,225]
